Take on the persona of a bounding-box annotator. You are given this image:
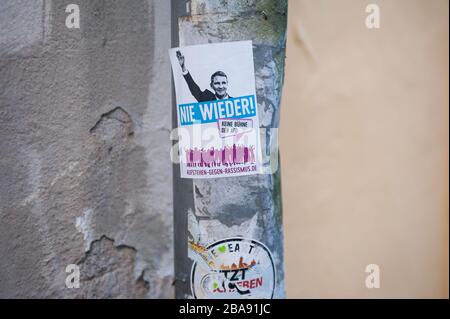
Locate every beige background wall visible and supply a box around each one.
[281,0,448,298]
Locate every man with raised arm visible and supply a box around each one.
[176,50,232,102]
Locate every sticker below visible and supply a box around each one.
[190,237,276,299]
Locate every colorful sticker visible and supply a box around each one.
[190,238,276,299]
[169,41,262,178]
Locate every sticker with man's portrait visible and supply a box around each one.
[169,41,262,179]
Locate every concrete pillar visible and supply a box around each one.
[172,0,288,299]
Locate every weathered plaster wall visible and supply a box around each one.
[0,0,173,298]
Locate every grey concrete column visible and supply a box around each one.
[172,0,287,299]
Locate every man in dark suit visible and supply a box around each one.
[176,50,231,102]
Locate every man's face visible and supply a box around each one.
[210,75,228,97]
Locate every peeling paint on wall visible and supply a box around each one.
[0,0,173,298]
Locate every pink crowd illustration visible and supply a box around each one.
[184,144,256,166]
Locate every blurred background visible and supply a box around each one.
[281,0,448,298]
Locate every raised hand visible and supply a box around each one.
[176,50,186,72]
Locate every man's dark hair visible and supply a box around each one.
[210,71,227,83]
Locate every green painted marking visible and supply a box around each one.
[218,245,226,253]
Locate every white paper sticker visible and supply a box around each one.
[169,41,261,178]
[190,237,276,299]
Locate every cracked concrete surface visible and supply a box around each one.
[0,0,173,298]
[76,236,150,299]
